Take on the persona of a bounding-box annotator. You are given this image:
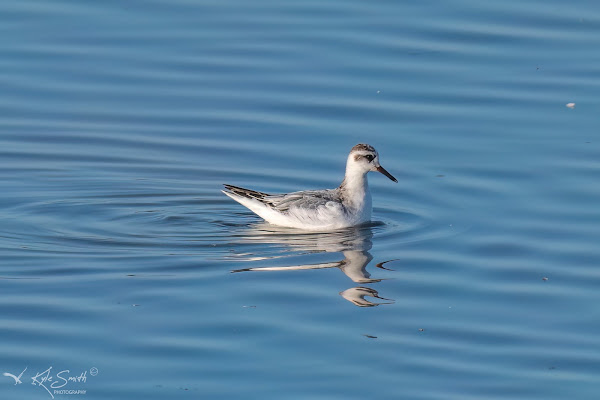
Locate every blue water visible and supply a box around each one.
[1,0,599,399]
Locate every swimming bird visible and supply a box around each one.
[222,143,397,231]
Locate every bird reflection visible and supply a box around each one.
[230,222,395,307]
[339,287,394,307]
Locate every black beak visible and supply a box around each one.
[376,166,398,182]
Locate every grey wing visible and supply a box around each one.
[267,189,343,213]
[223,185,342,214]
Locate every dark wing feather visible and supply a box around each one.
[223,184,269,199]
[223,184,276,206]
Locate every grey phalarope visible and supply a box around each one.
[222,143,397,231]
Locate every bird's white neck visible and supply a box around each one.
[340,164,371,211]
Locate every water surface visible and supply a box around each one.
[1,0,599,399]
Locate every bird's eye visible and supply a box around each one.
[365,154,374,162]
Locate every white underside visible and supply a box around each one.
[222,190,371,231]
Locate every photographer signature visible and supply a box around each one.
[3,366,97,399]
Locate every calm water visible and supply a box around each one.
[1,0,599,399]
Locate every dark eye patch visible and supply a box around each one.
[365,154,374,162]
